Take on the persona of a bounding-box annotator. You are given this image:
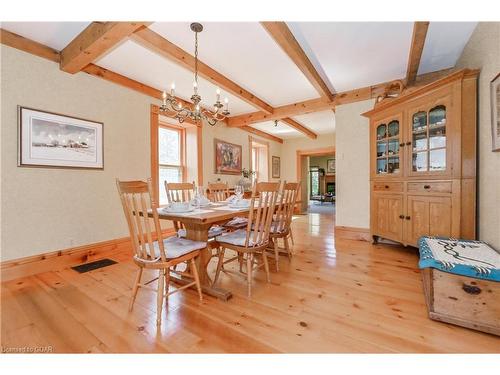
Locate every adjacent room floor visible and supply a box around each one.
[1,211,498,353]
[308,201,335,215]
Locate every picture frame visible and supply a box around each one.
[18,106,104,169]
[272,156,280,178]
[214,138,242,175]
[327,158,336,174]
[491,72,500,152]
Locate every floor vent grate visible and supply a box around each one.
[71,258,117,273]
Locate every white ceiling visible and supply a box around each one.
[0,21,477,139]
[149,22,320,107]
[252,120,302,139]
[288,22,414,92]
[251,110,335,139]
[0,22,90,50]
[95,40,255,115]
[418,22,477,75]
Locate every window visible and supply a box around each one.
[158,124,185,205]
[310,166,320,197]
[250,139,269,182]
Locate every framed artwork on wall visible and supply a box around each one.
[18,106,104,169]
[327,158,336,174]
[272,156,280,178]
[491,72,500,151]
[214,138,242,175]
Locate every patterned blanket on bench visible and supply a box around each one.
[418,236,500,282]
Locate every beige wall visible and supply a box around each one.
[1,45,158,261]
[0,45,282,261]
[456,22,500,249]
[201,124,282,186]
[280,134,336,182]
[335,100,374,229]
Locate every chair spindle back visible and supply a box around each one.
[164,181,195,203]
[208,182,230,202]
[274,181,300,234]
[245,182,280,247]
[116,179,166,263]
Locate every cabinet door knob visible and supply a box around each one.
[405,216,411,220]
[399,215,404,219]
[385,185,389,189]
[406,141,411,146]
[424,185,431,189]
[399,142,404,147]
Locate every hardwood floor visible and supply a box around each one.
[1,212,499,353]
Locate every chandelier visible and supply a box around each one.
[160,23,230,126]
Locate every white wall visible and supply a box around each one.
[335,100,374,229]
[456,22,500,249]
[1,45,157,261]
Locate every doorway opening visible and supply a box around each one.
[296,147,335,215]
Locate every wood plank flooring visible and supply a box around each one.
[1,211,499,353]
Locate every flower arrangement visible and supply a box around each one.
[241,168,256,178]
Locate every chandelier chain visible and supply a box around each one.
[194,30,199,87]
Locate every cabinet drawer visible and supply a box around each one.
[407,181,452,194]
[373,182,403,192]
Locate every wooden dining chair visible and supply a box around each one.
[207,182,230,202]
[165,180,225,240]
[116,178,205,326]
[268,181,300,271]
[165,181,196,203]
[213,182,280,297]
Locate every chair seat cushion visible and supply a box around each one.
[153,236,206,259]
[215,229,259,247]
[252,221,285,234]
[224,217,248,228]
[177,225,225,239]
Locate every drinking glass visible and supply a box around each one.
[194,186,204,210]
[235,185,243,202]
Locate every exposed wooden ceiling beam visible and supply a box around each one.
[0,28,60,62]
[227,79,415,127]
[240,126,283,144]
[261,22,334,101]
[406,21,430,85]
[281,118,317,139]
[131,27,274,114]
[60,22,150,74]
[226,98,335,127]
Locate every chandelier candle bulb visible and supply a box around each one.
[170,83,175,96]
[216,88,221,102]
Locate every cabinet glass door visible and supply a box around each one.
[375,120,401,176]
[411,106,447,174]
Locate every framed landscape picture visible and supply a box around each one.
[272,156,280,178]
[214,138,242,175]
[18,106,104,169]
[327,158,336,174]
[491,73,500,151]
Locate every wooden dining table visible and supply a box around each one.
[154,202,253,301]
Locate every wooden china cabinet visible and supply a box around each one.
[363,69,478,247]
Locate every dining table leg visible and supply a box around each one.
[169,222,233,301]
